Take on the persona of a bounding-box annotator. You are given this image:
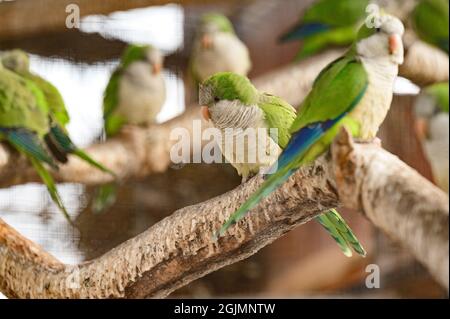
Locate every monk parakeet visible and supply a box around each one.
[93,44,166,213]
[0,61,101,221]
[213,15,405,249]
[412,0,449,53]
[190,13,251,84]
[104,44,166,137]
[1,49,114,176]
[199,72,365,257]
[280,0,370,60]
[414,82,449,192]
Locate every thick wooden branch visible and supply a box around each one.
[400,36,449,86]
[1,130,448,298]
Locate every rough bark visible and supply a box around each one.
[0,130,447,298]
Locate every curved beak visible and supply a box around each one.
[201,106,211,121]
[389,34,401,55]
[201,35,213,49]
[152,63,162,75]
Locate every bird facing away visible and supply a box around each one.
[0,53,112,221]
[199,72,365,257]
[213,14,405,250]
[280,0,370,59]
[190,13,252,84]
[103,44,166,137]
[411,0,449,53]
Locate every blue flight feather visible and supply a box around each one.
[215,114,345,238]
[280,23,330,42]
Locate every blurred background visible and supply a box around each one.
[0,0,448,298]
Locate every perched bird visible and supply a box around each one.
[0,61,97,221]
[104,44,166,137]
[280,0,370,59]
[411,0,449,53]
[199,72,365,257]
[94,44,166,213]
[215,15,405,247]
[1,49,114,176]
[414,82,449,192]
[190,13,251,84]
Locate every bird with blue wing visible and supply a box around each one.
[1,49,115,176]
[280,0,370,60]
[199,71,366,257]
[210,14,405,257]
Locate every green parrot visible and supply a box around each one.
[411,0,449,53]
[0,50,115,221]
[104,44,166,137]
[280,0,370,60]
[93,44,166,213]
[1,49,115,176]
[199,72,365,257]
[190,13,251,84]
[211,15,405,249]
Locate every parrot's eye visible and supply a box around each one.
[214,96,220,103]
[375,27,381,33]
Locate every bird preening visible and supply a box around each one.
[0,50,115,222]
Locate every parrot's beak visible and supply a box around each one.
[201,35,213,49]
[201,106,211,121]
[152,63,162,75]
[389,34,401,55]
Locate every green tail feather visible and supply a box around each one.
[214,169,293,239]
[50,125,116,176]
[73,149,116,177]
[28,156,73,224]
[316,209,366,257]
[91,183,118,214]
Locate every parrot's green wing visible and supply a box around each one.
[302,0,369,26]
[425,82,449,113]
[25,72,70,126]
[103,68,126,137]
[295,25,358,60]
[412,0,449,52]
[0,68,49,135]
[290,55,368,133]
[258,94,297,148]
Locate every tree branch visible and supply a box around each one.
[1,129,447,298]
[1,49,448,298]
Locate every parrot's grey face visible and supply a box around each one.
[197,23,220,49]
[356,15,405,65]
[144,48,164,75]
[1,50,30,73]
[199,83,234,123]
